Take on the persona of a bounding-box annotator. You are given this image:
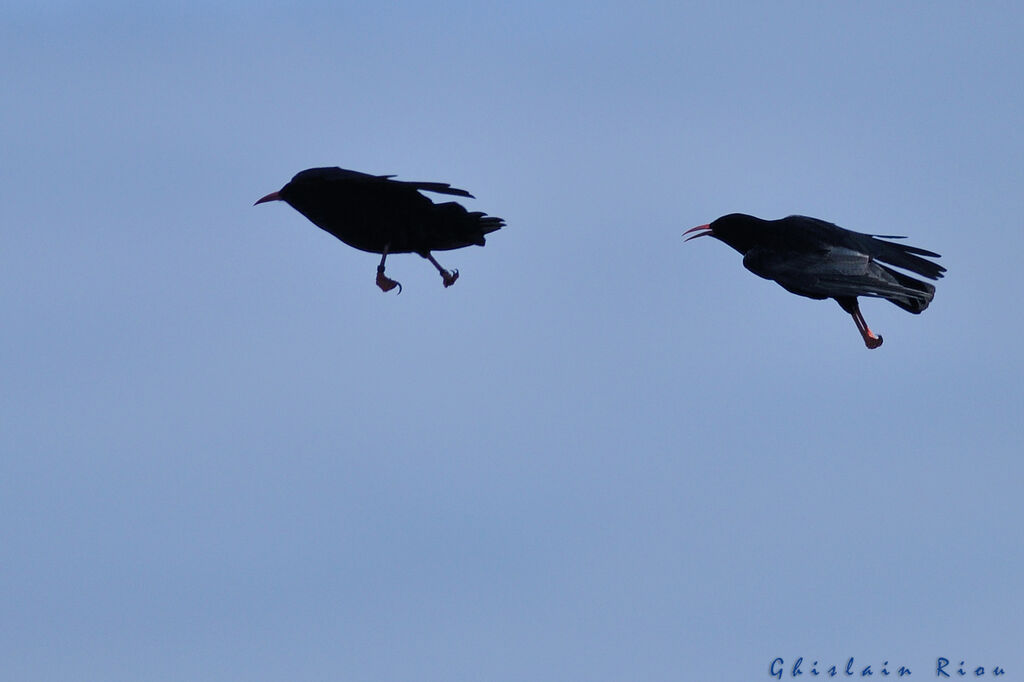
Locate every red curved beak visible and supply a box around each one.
[254,190,281,206]
[683,223,713,242]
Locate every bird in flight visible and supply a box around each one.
[255,167,504,293]
[684,213,945,349]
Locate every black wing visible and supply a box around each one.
[290,167,476,198]
[743,245,935,313]
[784,215,946,281]
[390,179,474,198]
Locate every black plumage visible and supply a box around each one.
[256,167,504,292]
[684,213,946,348]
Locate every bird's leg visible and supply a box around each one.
[375,245,402,294]
[849,303,883,349]
[424,252,459,288]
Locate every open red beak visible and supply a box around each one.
[683,223,713,242]
[254,190,281,206]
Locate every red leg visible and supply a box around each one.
[376,246,402,294]
[425,253,459,288]
[850,304,883,349]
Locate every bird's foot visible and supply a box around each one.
[440,269,459,288]
[863,333,883,350]
[376,269,402,294]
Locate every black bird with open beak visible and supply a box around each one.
[256,167,504,293]
[684,213,945,349]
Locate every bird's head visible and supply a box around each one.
[254,168,341,207]
[683,213,765,255]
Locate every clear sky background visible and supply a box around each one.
[3,2,1023,680]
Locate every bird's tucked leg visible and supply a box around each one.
[850,304,883,349]
[424,252,459,288]
[376,246,402,294]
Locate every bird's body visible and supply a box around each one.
[684,214,945,348]
[256,167,504,292]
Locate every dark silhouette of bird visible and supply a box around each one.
[684,213,945,349]
[255,167,504,293]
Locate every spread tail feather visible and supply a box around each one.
[878,263,935,313]
[424,203,505,250]
[477,214,505,235]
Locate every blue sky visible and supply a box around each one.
[3,2,1023,680]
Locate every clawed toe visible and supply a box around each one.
[441,269,459,288]
[376,270,402,294]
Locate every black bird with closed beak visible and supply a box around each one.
[684,213,945,349]
[256,167,504,293]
